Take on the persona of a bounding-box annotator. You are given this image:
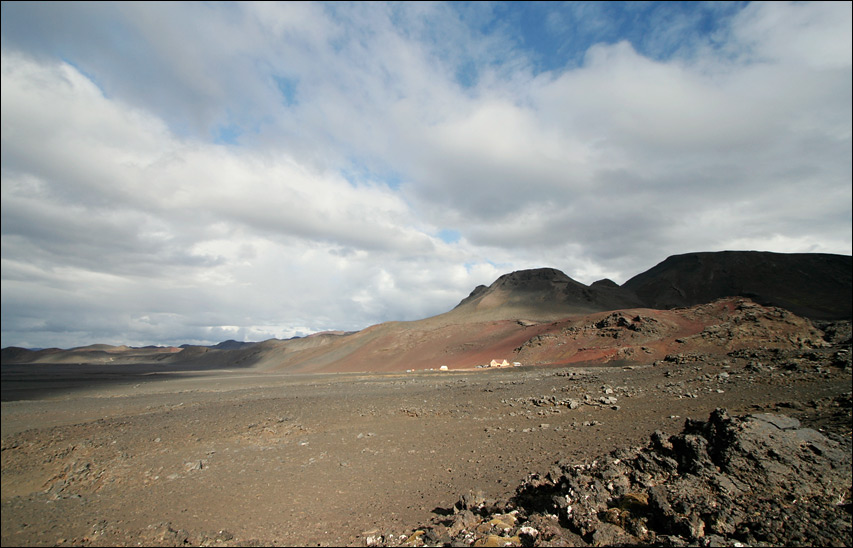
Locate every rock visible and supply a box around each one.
[590,522,639,546]
[518,525,538,540]
[455,490,487,513]
[487,513,516,532]
[384,408,852,548]
[400,530,425,546]
[618,492,648,510]
[749,413,800,430]
[472,534,519,547]
[185,460,204,471]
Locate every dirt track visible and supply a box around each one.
[2,343,851,547]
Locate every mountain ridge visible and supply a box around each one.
[622,250,851,320]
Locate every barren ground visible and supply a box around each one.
[2,340,851,546]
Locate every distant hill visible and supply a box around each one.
[210,340,257,350]
[0,347,58,363]
[622,251,852,320]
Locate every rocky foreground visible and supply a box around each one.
[373,403,852,547]
[2,313,851,547]
[360,316,853,547]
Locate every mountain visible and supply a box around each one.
[212,252,850,373]
[622,251,852,320]
[210,340,257,350]
[446,267,645,322]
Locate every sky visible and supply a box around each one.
[1,1,851,350]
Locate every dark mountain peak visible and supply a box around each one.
[493,267,574,286]
[451,267,643,319]
[590,278,619,288]
[623,250,852,320]
[453,268,581,311]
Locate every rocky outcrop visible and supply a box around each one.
[379,407,852,547]
[514,298,829,368]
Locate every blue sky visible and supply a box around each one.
[1,1,851,349]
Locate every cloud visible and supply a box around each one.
[391,6,851,271]
[0,48,496,348]
[730,1,852,69]
[1,2,850,349]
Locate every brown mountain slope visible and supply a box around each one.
[622,251,852,320]
[241,268,646,373]
[249,297,828,374]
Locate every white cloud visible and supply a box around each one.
[730,1,852,69]
[1,2,850,349]
[392,4,851,274]
[0,50,505,347]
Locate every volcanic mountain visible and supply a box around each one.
[446,267,644,322]
[623,251,852,320]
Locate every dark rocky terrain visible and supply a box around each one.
[375,402,851,547]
